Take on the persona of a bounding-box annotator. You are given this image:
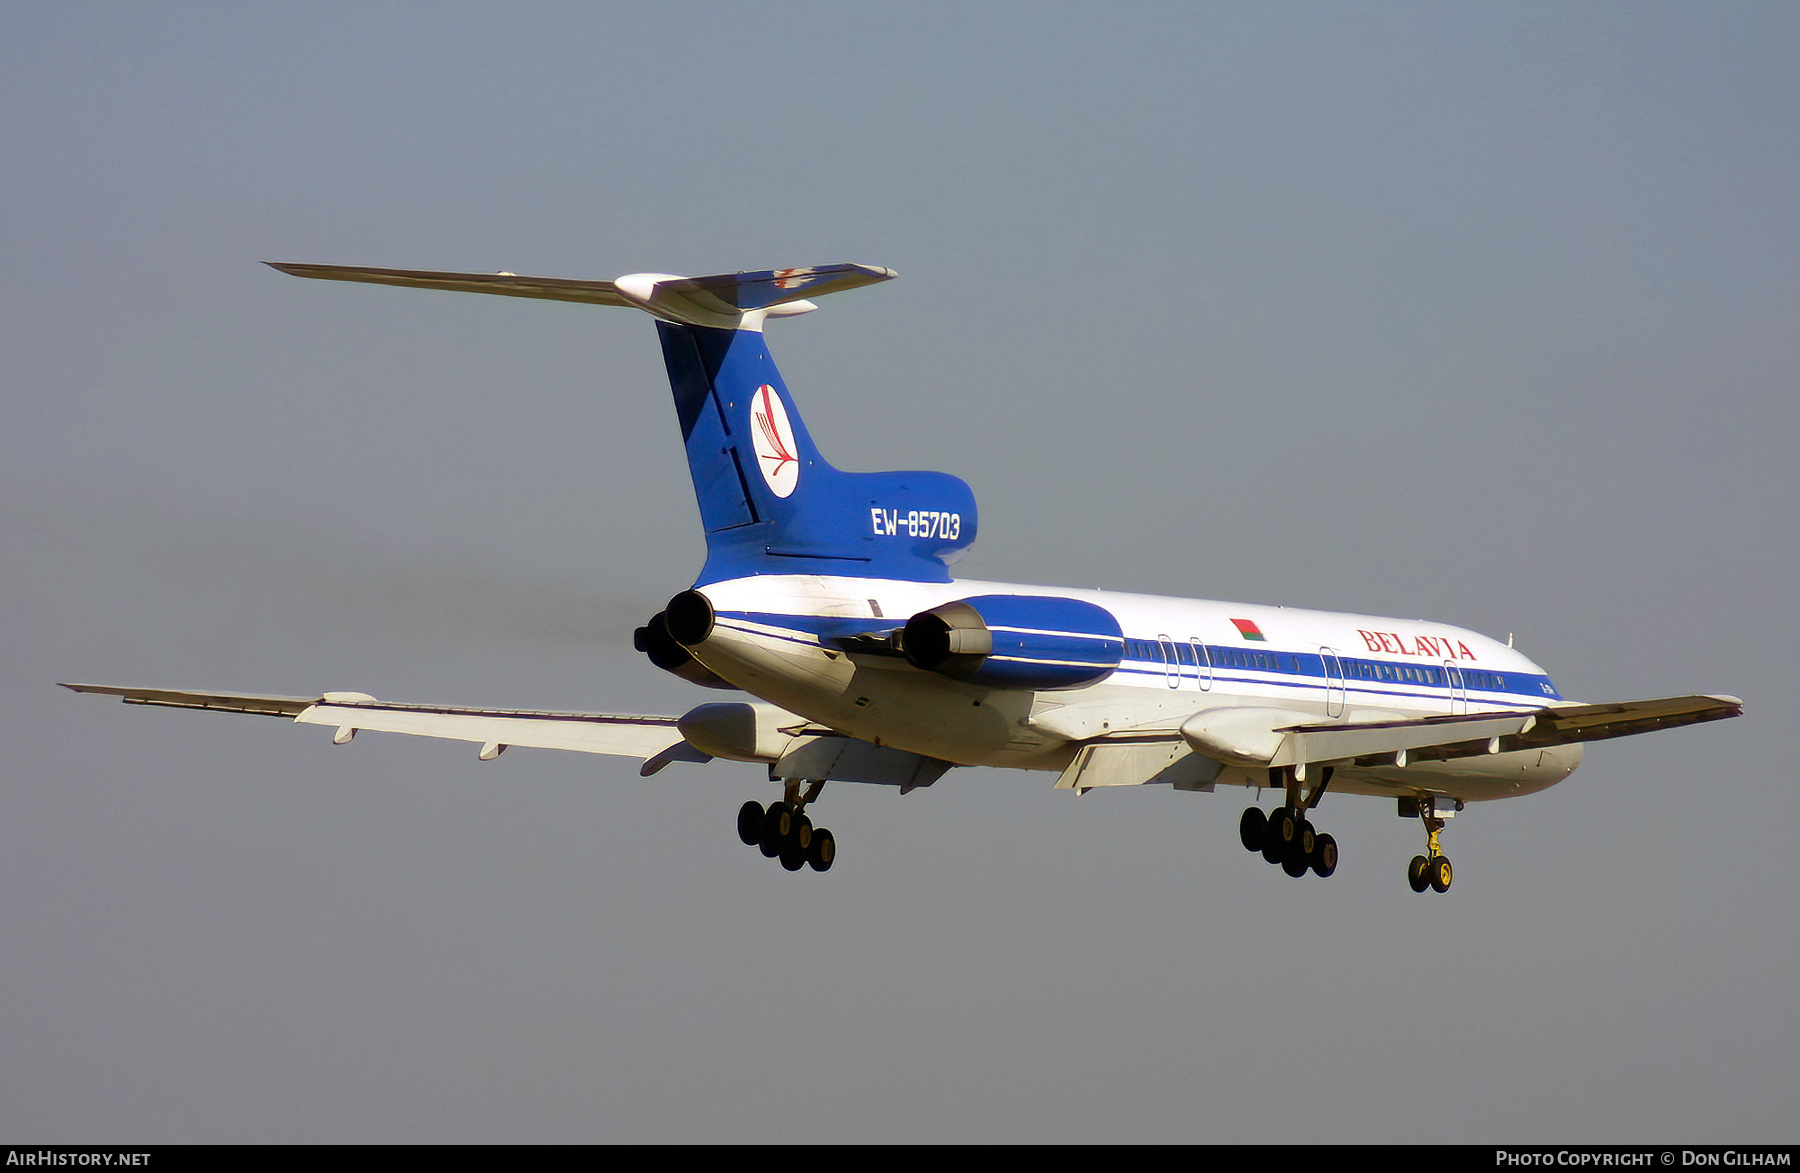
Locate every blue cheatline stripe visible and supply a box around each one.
[1110,663,1542,709]
[1117,639,1559,700]
[710,610,1561,701]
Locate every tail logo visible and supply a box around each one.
[750,383,800,498]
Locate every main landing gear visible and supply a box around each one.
[1401,795,1458,894]
[1238,765,1338,879]
[736,779,835,873]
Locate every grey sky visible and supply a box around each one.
[3,1,1794,1141]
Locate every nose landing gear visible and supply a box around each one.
[736,779,835,872]
[1401,795,1457,893]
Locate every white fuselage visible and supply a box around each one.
[686,574,1584,804]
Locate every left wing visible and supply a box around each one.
[59,684,957,786]
[59,684,709,774]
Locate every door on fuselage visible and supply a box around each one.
[1157,635,1180,689]
[1320,646,1345,719]
[1189,637,1212,691]
[1444,660,1467,715]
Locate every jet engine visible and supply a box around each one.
[634,608,734,689]
[902,594,1122,690]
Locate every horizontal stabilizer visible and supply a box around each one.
[267,261,895,328]
[266,263,636,307]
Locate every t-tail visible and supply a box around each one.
[269,261,977,585]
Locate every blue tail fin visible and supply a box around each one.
[266,260,974,583]
[656,313,977,585]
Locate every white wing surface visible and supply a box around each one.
[59,684,708,773]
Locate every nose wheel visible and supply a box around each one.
[1408,853,1453,893]
[1402,795,1457,893]
[736,780,835,872]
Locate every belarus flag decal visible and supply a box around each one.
[1230,618,1266,642]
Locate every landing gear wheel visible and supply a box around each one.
[1312,833,1338,878]
[1408,855,1431,893]
[759,801,792,858]
[1239,807,1267,852]
[1263,807,1297,864]
[1429,855,1454,893]
[777,809,810,870]
[1282,815,1312,876]
[808,828,836,872]
[737,800,765,846]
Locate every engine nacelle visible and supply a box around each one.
[634,608,734,690]
[902,594,1122,690]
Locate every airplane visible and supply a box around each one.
[64,260,1743,892]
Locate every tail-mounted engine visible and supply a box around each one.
[634,603,734,690]
[902,594,1122,690]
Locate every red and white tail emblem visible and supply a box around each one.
[750,384,800,498]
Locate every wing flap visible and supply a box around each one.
[1270,712,1538,768]
[296,700,690,759]
[772,735,952,792]
[1054,740,1223,793]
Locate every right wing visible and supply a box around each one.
[1271,693,1745,769]
[59,684,709,774]
[1052,693,1744,792]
